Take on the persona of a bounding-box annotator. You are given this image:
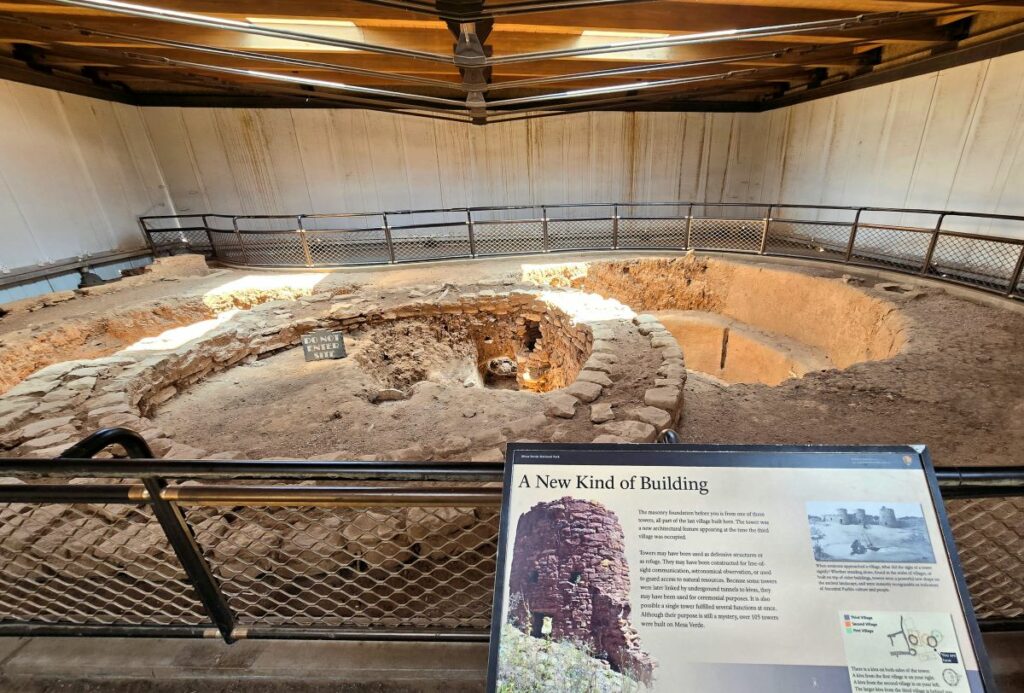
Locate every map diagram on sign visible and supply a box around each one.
[841,611,970,693]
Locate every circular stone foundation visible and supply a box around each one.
[0,284,685,461]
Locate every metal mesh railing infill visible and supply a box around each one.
[141,203,1024,300]
[0,429,1022,643]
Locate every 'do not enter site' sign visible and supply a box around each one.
[301,330,346,361]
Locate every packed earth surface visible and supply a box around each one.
[0,251,1021,468]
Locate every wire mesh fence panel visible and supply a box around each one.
[547,219,614,251]
[391,225,472,262]
[307,230,391,266]
[616,218,687,249]
[237,233,309,267]
[850,226,932,272]
[765,221,852,260]
[185,505,499,631]
[689,218,764,252]
[208,230,247,264]
[473,221,546,256]
[926,235,1023,293]
[0,502,207,625]
[146,229,213,255]
[945,496,1024,620]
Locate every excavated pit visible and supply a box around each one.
[154,299,599,459]
[523,254,907,386]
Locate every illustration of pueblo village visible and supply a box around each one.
[499,497,655,692]
[807,502,936,563]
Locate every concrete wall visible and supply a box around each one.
[1,48,1023,279]
[0,80,172,276]
[751,50,1024,236]
[139,108,767,217]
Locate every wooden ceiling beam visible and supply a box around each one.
[0,7,959,48]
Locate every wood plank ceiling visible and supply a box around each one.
[0,0,1023,122]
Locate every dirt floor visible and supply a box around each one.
[154,310,663,460]
[3,251,1022,467]
[680,285,1024,467]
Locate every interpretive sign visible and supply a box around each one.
[301,330,346,361]
[487,444,993,692]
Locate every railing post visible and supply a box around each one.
[143,476,237,644]
[921,213,945,275]
[467,209,477,257]
[684,203,693,249]
[232,216,250,266]
[297,216,313,268]
[541,206,550,252]
[60,428,237,645]
[759,205,772,255]
[1007,245,1024,298]
[201,215,217,261]
[845,208,862,262]
[611,204,619,250]
[138,217,156,255]
[382,212,396,264]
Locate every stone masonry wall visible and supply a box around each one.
[508,497,655,682]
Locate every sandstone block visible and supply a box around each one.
[67,376,97,392]
[565,381,603,403]
[390,445,428,461]
[599,420,656,443]
[21,416,75,439]
[205,451,246,460]
[644,387,681,412]
[630,406,672,430]
[370,388,407,403]
[545,393,579,419]
[163,443,207,459]
[577,370,613,388]
[590,403,615,424]
[592,434,629,444]
[434,435,472,455]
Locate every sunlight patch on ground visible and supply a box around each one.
[202,272,328,311]
[124,310,240,352]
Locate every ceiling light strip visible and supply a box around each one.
[63,24,462,90]
[488,10,945,65]
[147,56,465,108]
[487,69,761,107]
[40,0,454,64]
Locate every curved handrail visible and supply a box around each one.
[140,201,1024,300]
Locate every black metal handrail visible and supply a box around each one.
[140,201,1024,300]
[0,428,1021,643]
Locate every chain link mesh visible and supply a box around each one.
[208,230,247,264]
[308,230,391,266]
[617,218,686,249]
[547,219,614,250]
[237,233,309,267]
[391,226,472,262]
[0,492,1021,632]
[765,221,851,260]
[473,222,546,256]
[0,502,207,625]
[946,496,1024,620]
[185,505,498,630]
[146,229,213,255]
[850,225,931,272]
[689,218,764,251]
[927,235,1023,293]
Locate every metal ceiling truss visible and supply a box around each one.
[3,0,1008,122]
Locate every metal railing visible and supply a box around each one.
[0,428,1022,642]
[141,202,1024,300]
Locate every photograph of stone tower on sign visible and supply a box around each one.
[507,496,655,683]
